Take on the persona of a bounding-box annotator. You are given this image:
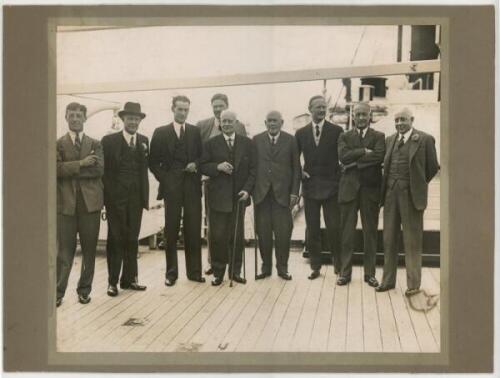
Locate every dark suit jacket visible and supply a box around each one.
[338,127,385,204]
[101,131,150,210]
[381,128,439,210]
[197,116,247,143]
[57,132,104,216]
[295,120,344,200]
[252,131,301,207]
[149,123,202,201]
[200,133,256,213]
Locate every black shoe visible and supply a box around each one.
[107,285,118,297]
[78,294,91,304]
[278,272,292,281]
[364,276,379,288]
[375,284,396,292]
[231,275,247,284]
[189,276,206,283]
[405,288,420,297]
[56,298,63,307]
[336,276,351,286]
[255,272,271,280]
[165,278,176,287]
[205,268,214,275]
[212,277,223,286]
[129,283,147,291]
[308,270,320,280]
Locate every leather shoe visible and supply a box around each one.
[336,276,351,286]
[308,270,320,280]
[212,277,223,286]
[130,283,147,291]
[165,278,176,287]
[231,275,247,284]
[255,272,271,280]
[205,268,213,275]
[375,284,395,292]
[78,294,91,304]
[56,298,63,307]
[278,272,292,281]
[405,288,420,297]
[364,276,379,287]
[189,276,206,283]
[107,285,118,297]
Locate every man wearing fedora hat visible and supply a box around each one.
[102,102,150,297]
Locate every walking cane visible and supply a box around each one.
[229,200,242,288]
[253,204,258,280]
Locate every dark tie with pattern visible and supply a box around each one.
[315,125,320,138]
[179,125,185,140]
[74,132,81,151]
[227,137,233,150]
[398,134,405,149]
[130,135,135,150]
[271,136,276,146]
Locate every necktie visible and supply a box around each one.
[74,133,81,151]
[271,136,276,146]
[315,125,320,138]
[398,135,405,149]
[227,138,233,150]
[179,125,185,140]
[130,135,135,149]
[358,129,364,144]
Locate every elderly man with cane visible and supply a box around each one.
[200,110,256,286]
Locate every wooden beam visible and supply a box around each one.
[58,59,440,95]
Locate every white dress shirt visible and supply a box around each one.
[268,131,280,145]
[122,129,136,146]
[173,121,185,139]
[399,127,414,144]
[69,130,84,145]
[223,132,236,149]
[312,119,325,146]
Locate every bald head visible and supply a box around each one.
[265,110,284,136]
[220,109,237,136]
[353,102,371,114]
[394,107,414,134]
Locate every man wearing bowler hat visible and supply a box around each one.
[102,102,149,297]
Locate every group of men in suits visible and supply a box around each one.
[56,93,438,307]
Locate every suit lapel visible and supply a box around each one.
[80,134,92,159]
[408,129,422,162]
[62,133,78,159]
[384,133,397,168]
[317,122,330,149]
[273,133,286,155]
[362,127,374,147]
[234,134,244,169]
[304,123,316,150]
[165,123,177,156]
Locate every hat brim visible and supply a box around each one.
[118,110,146,119]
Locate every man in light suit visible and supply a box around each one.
[253,111,301,280]
[200,110,256,286]
[102,102,149,297]
[376,108,439,294]
[56,102,104,307]
[337,102,385,287]
[149,95,205,287]
[197,93,247,275]
[295,95,344,280]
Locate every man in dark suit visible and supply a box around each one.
[200,110,256,286]
[56,102,104,307]
[149,95,205,286]
[337,102,385,287]
[253,111,301,280]
[295,95,344,280]
[376,108,439,294]
[197,93,247,276]
[101,102,149,297]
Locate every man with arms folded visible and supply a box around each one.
[337,102,384,287]
[253,110,300,281]
[56,102,103,306]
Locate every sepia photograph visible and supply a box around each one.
[54,22,443,355]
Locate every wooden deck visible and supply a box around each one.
[57,247,440,353]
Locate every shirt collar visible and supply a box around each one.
[68,130,84,144]
[357,126,369,138]
[268,132,280,141]
[312,119,325,128]
[173,120,185,130]
[223,132,235,141]
[122,129,136,144]
[399,127,413,141]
